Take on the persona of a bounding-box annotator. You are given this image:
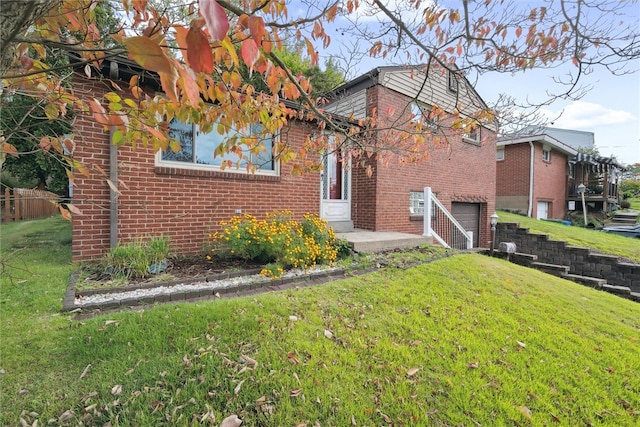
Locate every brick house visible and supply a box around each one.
[71,61,497,261]
[325,66,497,248]
[496,133,577,219]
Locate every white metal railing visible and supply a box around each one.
[422,187,473,249]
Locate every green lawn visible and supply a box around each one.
[497,210,640,263]
[1,217,639,426]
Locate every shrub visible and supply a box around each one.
[209,211,337,277]
[105,236,170,278]
[620,199,631,209]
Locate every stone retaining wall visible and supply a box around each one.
[496,223,639,291]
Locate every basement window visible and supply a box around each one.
[409,191,425,215]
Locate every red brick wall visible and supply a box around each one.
[72,75,320,262]
[532,144,569,219]
[362,85,497,246]
[497,143,531,196]
[496,142,569,219]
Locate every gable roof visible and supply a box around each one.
[497,134,578,156]
[326,64,494,129]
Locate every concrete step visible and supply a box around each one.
[563,273,607,289]
[630,292,640,302]
[530,261,570,277]
[336,230,433,253]
[609,218,637,224]
[329,220,355,232]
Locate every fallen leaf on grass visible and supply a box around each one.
[517,406,532,420]
[517,341,526,348]
[234,379,245,395]
[407,367,421,377]
[59,410,75,422]
[220,414,242,427]
[324,329,334,339]
[79,364,91,379]
[290,388,303,397]
[467,362,479,369]
[239,355,257,368]
[287,352,300,365]
[111,384,122,396]
[550,412,561,423]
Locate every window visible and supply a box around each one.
[463,124,480,144]
[448,70,458,93]
[159,118,277,173]
[410,102,438,130]
[410,191,425,215]
[496,148,505,161]
[542,148,551,162]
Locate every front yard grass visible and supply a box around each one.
[1,216,639,426]
[498,210,640,263]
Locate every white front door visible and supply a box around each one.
[537,201,550,219]
[320,150,351,222]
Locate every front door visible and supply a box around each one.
[320,150,351,224]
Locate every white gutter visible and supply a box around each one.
[528,141,534,218]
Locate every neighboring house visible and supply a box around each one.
[497,127,626,220]
[496,134,577,219]
[71,60,497,262]
[325,65,497,248]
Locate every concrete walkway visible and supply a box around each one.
[335,229,433,253]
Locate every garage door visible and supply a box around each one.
[451,202,480,247]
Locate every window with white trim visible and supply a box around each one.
[410,191,425,215]
[448,70,458,93]
[542,148,551,162]
[411,102,438,130]
[159,118,277,173]
[496,148,505,161]
[463,124,480,144]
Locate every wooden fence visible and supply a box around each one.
[1,188,59,222]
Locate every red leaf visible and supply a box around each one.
[199,0,229,41]
[20,54,33,70]
[186,26,214,73]
[1,142,19,158]
[248,16,265,44]
[178,66,200,107]
[159,70,179,104]
[240,38,260,72]
[122,36,173,75]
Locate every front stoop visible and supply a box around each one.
[336,230,433,253]
[329,220,355,233]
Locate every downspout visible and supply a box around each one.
[109,127,118,249]
[527,141,534,218]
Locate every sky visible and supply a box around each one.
[297,0,640,166]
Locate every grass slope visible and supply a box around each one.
[498,210,640,263]
[1,217,639,426]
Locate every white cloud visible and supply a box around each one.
[543,101,636,129]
